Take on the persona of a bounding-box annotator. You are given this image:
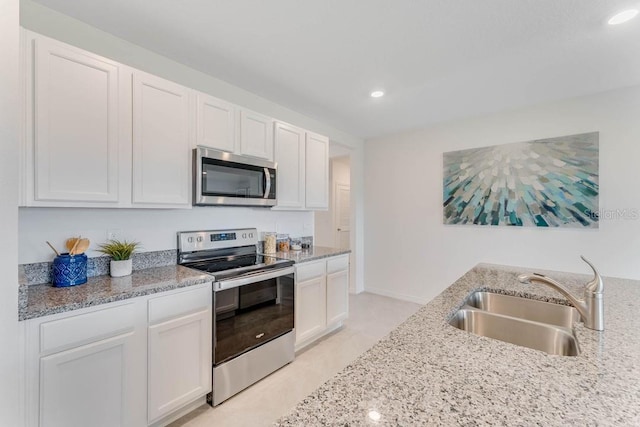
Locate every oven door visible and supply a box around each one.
[213,267,294,365]
[194,146,276,207]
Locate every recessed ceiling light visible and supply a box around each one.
[608,9,639,25]
[370,90,384,98]
[368,410,381,421]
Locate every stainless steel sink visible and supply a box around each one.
[449,308,580,356]
[465,291,580,328]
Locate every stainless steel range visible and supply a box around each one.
[178,228,295,406]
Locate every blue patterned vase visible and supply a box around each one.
[52,253,88,287]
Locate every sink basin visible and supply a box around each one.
[449,308,580,356]
[465,291,581,328]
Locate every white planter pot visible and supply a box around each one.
[110,259,132,277]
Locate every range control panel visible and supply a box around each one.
[178,228,258,253]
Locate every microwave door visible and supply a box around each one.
[194,146,277,206]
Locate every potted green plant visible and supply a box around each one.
[97,239,140,277]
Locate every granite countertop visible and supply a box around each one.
[270,246,350,263]
[20,265,213,321]
[276,263,640,426]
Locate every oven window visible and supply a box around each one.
[202,158,266,198]
[214,274,294,365]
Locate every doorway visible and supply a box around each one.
[314,154,351,250]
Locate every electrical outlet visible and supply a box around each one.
[107,229,122,241]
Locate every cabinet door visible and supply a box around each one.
[274,122,305,209]
[32,37,121,203]
[132,72,191,206]
[326,269,349,326]
[239,109,274,160]
[39,333,136,427]
[305,132,329,209]
[148,309,212,424]
[195,92,236,153]
[295,277,327,345]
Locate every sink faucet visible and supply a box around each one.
[518,256,604,331]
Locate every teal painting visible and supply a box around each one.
[443,132,599,228]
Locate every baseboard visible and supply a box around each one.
[364,287,429,305]
[150,396,207,427]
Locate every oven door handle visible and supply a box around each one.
[214,266,294,291]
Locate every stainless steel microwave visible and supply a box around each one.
[193,146,277,207]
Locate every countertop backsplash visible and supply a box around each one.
[20,236,314,287]
[20,249,178,287]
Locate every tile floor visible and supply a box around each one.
[169,292,422,427]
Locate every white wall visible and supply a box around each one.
[18,0,366,279]
[365,85,640,304]
[0,0,21,424]
[20,207,313,263]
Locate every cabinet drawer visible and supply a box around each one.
[148,284,212,325]
[296,260,326,282]
[40,303,135,355]
[327,255,349,274]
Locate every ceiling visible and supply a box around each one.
[31,0,640,139]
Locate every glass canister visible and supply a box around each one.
[52,253,88,287]
[263,232,277,254]
[277,234,290,252]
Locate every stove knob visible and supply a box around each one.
[187,237,194,243]
[197,236,203,243]
[249,232,254,238]
[242,233,247,238]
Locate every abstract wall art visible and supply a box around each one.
[443,132,599,228]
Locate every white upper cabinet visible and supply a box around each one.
[25,34,128,206]
[239,109,274,161]
[195,92,236,153]
[132,71,191,207]
[273,123,330,211]
[305,132,329,210]
[21,30,329,211]
[274,122,305,209]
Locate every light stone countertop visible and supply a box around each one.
[20,265,213,321]
[269,246,350,263]
[276,263,640,426]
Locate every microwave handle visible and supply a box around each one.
[263,168,271,199]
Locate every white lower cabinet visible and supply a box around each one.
[147,291,212,424]
[326,269,349,326]
[23,283,212,427]
[294,254,350,350]
[295,276,327,344]
[39,333,136,427]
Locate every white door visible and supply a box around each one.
[132,72,191,206]
[239,109,274,160]
[32,37,121,203]
[39,333,135,427]
[335,183,351,250]
[305,132,329,209]
[295,277,327,345]
[147,310,212,424]
[195,92,236,153]
[274,122,305,209]
[326,269,349,327]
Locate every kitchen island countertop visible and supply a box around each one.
[276,263,640,426]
